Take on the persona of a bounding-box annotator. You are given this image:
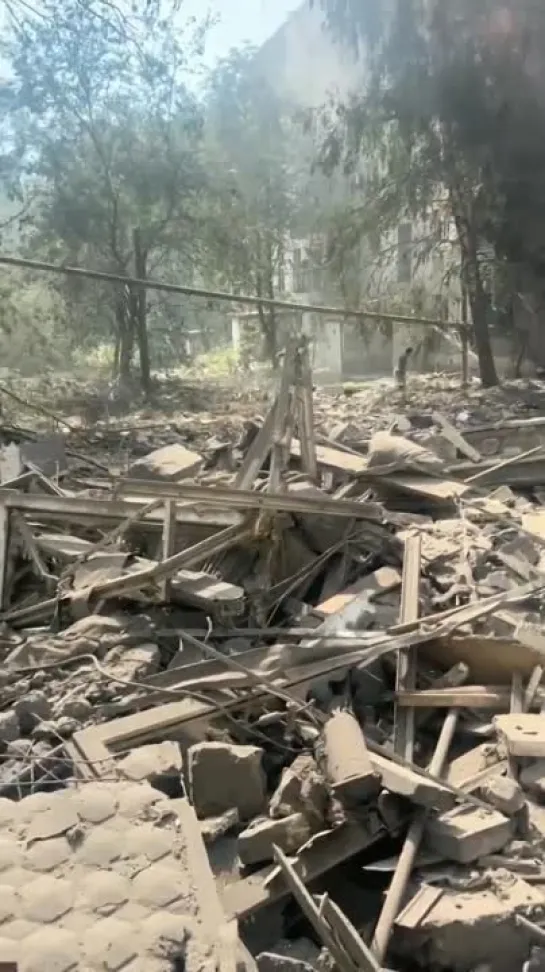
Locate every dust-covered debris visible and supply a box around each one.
[3,358,545,971]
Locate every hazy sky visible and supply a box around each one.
[182,0,302,64]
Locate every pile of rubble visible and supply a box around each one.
[4,347,545,971]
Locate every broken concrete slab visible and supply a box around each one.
[521,761,545,800]
[14,691,52,734]
[238,813,313,866]
[269,754,328,824]
[425,805,513,863]
[188,742,267,820]
[495,715,545,758]
[117,741,183,797]
[370,751,456,811]
[0,710,19,745]
[101,643,160,681]
[481,776,526,816]
[395,875,545,972]
[201,808,240,845]
[128,443,203,481]
[21,433,68,477]
[500,534,540,567]
[367,431,445,473]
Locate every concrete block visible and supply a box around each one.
[102,643,160,681]
[269,754,327,823]
[426,805,513,863]
[371,751,456,811]
[495,715,545,757]
[0,711,20,745]
[188,742,266,820]
[200,808,239,845]
[395,876,545,972]
[237,813,312,866]
[500,535,540,566]
[129,443,203,481]
[481,776,525,816]
[14,691,53,734]
[521,760,545,799]
[117,741,183,797]
[446,743,503,787]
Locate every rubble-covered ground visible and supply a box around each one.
[2,365,545,971]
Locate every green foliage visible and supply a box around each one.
[200,47,314,361]
[0,270,73,373]
[314,0,545,383]
[185,347,239,378]
[0,3,314,374]
[0,0,209,387]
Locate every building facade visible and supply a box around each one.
[252,2,468,379]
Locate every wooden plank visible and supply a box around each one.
[420,632,545,684]
[273,846,360,972]
[73,521,253,602]
[320,896,381,972]
[234,397,277,490]
[85,478,391,523]
[290,439,368,476]
[394,535,421,761]
[0,489,240,528]
[0,499,11,611]
[222,821,393,920]
[175,799,238,972]
[371,709,459,963]
[369,751,455,811]
[395,884,444,930]
[432,411,481,463]
[510,673,524,714]
[270,342,297,491]
[524,666,544,713]
[397,686,510,708]
[161,499,177,601]
[296,339,318,483]
[378,474,468,502]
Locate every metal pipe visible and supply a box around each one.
[0,253,462,329]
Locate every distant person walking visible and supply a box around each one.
[394,346,413,395]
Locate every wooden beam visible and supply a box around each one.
[394,535,421,761]
[396,687,510,708]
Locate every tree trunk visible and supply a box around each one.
[256,291,277,365]
[265,249,278,367]
[116,290,134,382]
[133,228,152,398]
[463,242,498,388]
[113,329,121,379]
[263,312,278,365]
[450,194,498,387]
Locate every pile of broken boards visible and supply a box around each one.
[5,392,545,972]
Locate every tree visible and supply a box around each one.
[202,47,311,364]
[1,0,208,393]
[315,0,527,385]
